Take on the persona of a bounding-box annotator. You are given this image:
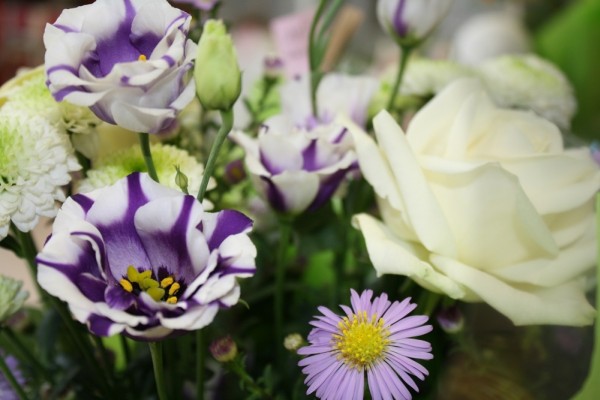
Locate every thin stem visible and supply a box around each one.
[196,109,234,202]
[228,358,272,399]
[2,329,51,383]
[274,218,293,365]
[120,334,131,366]
[138,133,159,182]
[0,354,29,400]
[196,330,205,400]
[308,0,329,116]
[92,336,116,390]
[386,45,413,111]
[149,342,169,400]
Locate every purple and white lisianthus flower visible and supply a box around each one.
[377,0,454,46]
[232,73,377,214]
[36,173,256,340]
[233,115,357,214]
[298,289,433,400]
[44,0,196,134]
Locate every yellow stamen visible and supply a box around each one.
[166,296,178,304]
[168,282,180,296]
[138,54,147,61]
[119,279,133,293]
[127,265,139,282]
[147,287,165,302]
[141,278,159,290]
[333,311,390,369]
[139,270,152,281]
[160,277,174,288]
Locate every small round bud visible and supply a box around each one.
[283,333,304,352]
[194,20,242,111]
[210,335,238,362]
[263,56,284,80]
[435,305,464,334]
[224,159,246,185]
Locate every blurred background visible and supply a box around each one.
[0,0,597,140]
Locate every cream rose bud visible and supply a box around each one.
[377,0,454,46]
[194,20,241,111]
[347,78,600,327]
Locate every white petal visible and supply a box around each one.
[373,111,456,257]
[431,254,595,326]
[353,213,466,299]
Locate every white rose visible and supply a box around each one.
[347,78,600,326]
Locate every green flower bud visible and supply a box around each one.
[174,165,189,194]
[210,335,238,362]
[194,20,242,111]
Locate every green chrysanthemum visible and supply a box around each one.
[78,143,213,197]
[0,109,80,239]
[0,66,100,158]
[477,54,576,129]
[0,275,28,324]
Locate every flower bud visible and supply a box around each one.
[174,165,190,194]
[435,305,464,334]
[283,333,304,352]
[264,56,284,80]
[194,20,242,111]
[210,335,238,362]
[377,0,454,47]
[224,158,246,185]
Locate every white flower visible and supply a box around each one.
[377,0,454,46]
[477,54,577,130]
[0,275,29,323]
[44,0,196,134]
[0,110,80,239]
[0,66,100,159]
[451,10,530,66]
[346,79,600,326]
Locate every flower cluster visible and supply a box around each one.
[0,0,597,399]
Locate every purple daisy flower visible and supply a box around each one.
[44,0,196,134]
[36,172,256,341]
[298,289,433,400]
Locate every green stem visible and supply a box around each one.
[308,0,329,116]
[138,133,159,182]
[92,336,116,390]
[149,342,169,400]
[196,330,205,400]
[1,329,51,383]
[228,358,272,399]
[0,353,29,400]
[196,109,234,202]
[120,334,131,366]
[386,45,413,112]
[274,218,293,365]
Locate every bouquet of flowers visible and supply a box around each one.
[1,0,599,399]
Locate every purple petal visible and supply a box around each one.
[205,210,253,250]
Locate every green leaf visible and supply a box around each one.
[571,193,600,400]
[302,250,336,289]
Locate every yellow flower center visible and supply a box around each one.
[119,266,180,304]
[138,54,147,61]
[333,311,390,369]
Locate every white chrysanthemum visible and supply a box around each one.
[0,66,101,159]
[78,143,214,197]
[0,110,80,239]
[0,275,29,323]
[477,54,576,129]
[399,58,474,97]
